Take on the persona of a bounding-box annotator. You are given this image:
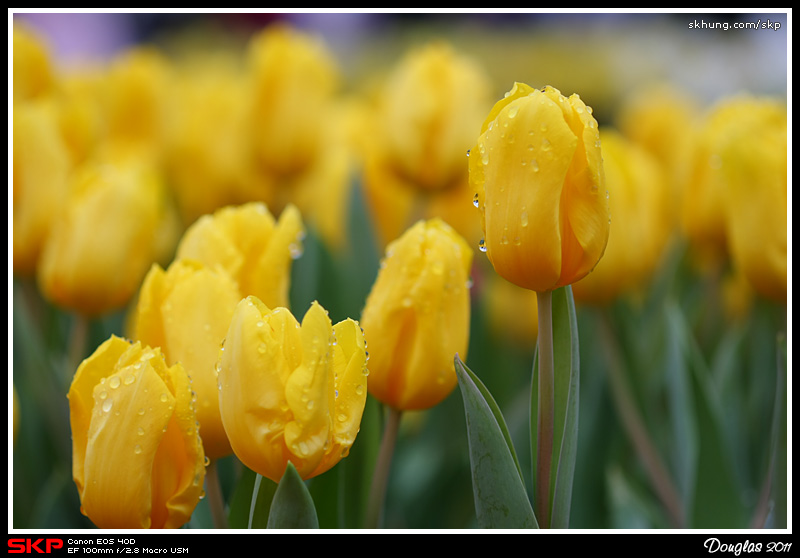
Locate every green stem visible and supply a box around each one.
[535,289,554,528]
[365,406,402,529]
[248,474,263,529]
[206,459,228,529]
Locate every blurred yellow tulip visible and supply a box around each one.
[217,297,367,483]
[131,260,242,459]
[37,154,173,316]
[174,202,305,310]
[360,219,473,410]
[718,96,787,302]
[470,83,609,292]
[247,24,339,177]
[572,129,671,305]
[164,61,251,225]
[104,47,172,152]
[13,23,55,103]
[68,335,205,529]
[362,42,492,248]
[13,100,71,276]
[483,273,539,346]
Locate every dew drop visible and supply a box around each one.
[102,399,113,413]
[160,393,169,403]
[109,376,121,389]
[98,390,108,401]
[479,239,487,253]
[134,444,142,455]
[531,159,539,172]
[204,456,211,467]
[123,373,136,386]
[355,384,364,396]
[472,193,480,208]
[137,427,145,436]
[507,105,519,118]
[521,211,529,227]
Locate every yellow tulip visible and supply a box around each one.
[360,219,473,410]
[13,99,70,276]
[246,24,339,177]
[470,83,609,293]
[362,42,492,248]
[37,154,172,316]
[164,60,251,225]
[13,23,55,103]
[572,129,671,305]
[175,202,305,310]
[104,47,172,152]
[718,96,787,302]
[68,335,205,529]
[131,260,242,459]
[217,297,367,483]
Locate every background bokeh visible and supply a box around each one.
[11,10,789,530]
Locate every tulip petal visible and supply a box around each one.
[80,358,175,528]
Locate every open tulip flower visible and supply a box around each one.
[217,297,368,484]
[68,335,206,529]
[470,83,609,293]
[360,218,473,411]
[174,202,304,311]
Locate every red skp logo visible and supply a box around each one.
[8,539,64,554]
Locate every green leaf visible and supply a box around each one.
[670,306,747,528]
[455,355,537,528]
[267,463,319,529]
[550,285,580,529]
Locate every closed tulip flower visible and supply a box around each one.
[68,335,205,529]
[13,100,70,276]
[360,219,473,410]
[175,202,304,310]
[217,297,368,483]
[247,24,339,177]
[718,96,787,302]
[470,83,609,293]
[13,23,55,103]
[131,259,242,459]
[37,155,172,316]
[362,42,492,248]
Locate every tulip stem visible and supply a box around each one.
[535,289,555,528]
[366,406,402,529]
[206,458,228,529]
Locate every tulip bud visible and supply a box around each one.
[470,83,609,293]
[362,42,492,248]
[175,202,305,310]
[37,155,171,316]
[718,96,787,302]
[131,260,242,459]
[13,23,55,103]
[13,100,70,276]
[68,335,206,529]
[217,297,367,483]
[247,24,339,177]
[360,219,473,410]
